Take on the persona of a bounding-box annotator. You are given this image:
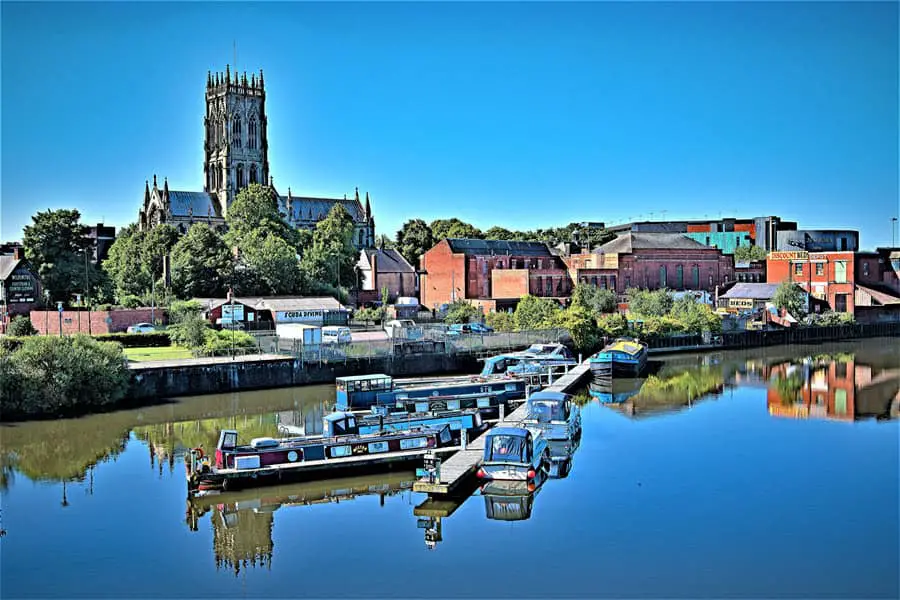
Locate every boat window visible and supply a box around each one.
[486,435,526,462]
[526,438,533,461]
[336,381,346,392]
[368,441,389,453]
[400,437,428,450]
[331,445,352,458]
[221,432,237,450]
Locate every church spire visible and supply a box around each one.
[365,192,371,220]
[144,180,150,203]
[355,187,360,203]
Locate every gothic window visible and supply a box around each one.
[232,116,242,148]
[250,164,257,184]
[358,229,364,247]
[248,117,257,150]
[237,164,244,189]
[219,164,225,189]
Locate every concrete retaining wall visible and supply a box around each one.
[129,352,483,400]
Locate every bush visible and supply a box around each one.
[626,288,674,317]
[169,299,202,324]
[444,300,481,324]
[0,336,25,352]
[93,332,172,348]
[597,313,628,338]
[203,328,256,352]
[805,311,855,327]
[0,335,130,420]
[552,306,600,353]
[514,295,561,330]
[7,316,37,337]
[120,294,144,309]
[167,314,210,349]
[571,283,617,316]
[485,311,516,332]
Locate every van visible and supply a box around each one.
[322,326,352,344]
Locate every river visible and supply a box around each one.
[2,338,898,598]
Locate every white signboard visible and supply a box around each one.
[222,304,245,322]
[276,309,325,324]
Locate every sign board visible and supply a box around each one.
[728,298,755,309]
[769,251,809,261]
[222,304,245,322]
[276,309,325,325]
[7,272,37,304]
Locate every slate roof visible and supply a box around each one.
[279,196,364,223]
[594,232,712,254]
[446,239,552,257]
[0,256,21,280]
[193,296,349,313]
[360,248,415,273]
[168,191,222,219]
[720,283,781,300]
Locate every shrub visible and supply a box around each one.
[485,311,516,332]
[119,294,144,309]
[597,313,628,338]
[7,316,37,337]
[169,299,203,324]
[626,288,674,317]
[552,306,600,353]
[203,329,256,352]
[444,300,481,324]
[0,335,130,420]
[570,283,617,316]
[167,314,210,349]
[514,295,561,331]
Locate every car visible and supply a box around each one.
[447,323,494,336]
[469,322,494,334]
[127,323,156,334]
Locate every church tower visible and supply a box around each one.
[204,65,269,217]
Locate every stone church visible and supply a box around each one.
[138,65,376,249]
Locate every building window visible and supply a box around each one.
[676,265,684,289]
[815,263,824,276]
[835,261,847,283]
[236,164,244,189]
[794,263,803,277]
[659,265,667,289]
[250,165,258,184]
[691,266,700,289]
[248,117,258,150]
[708,274,713,286]
[610,275,616,291]
[358,230,364,247]
[625,275,631,288]
[591,276,597,287]
[232,116,241,147]
[862,261,869,277]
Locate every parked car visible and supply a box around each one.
[126,323,156,334]
[447,323,494,336]
[384,319,423,340]
[469,322,494,334]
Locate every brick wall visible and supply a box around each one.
[420,241,467,309]
[617,249,733,293]
[30,308,161,335]
[491,269,529,298]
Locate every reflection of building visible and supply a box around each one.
[212,505,275,575]
[275,402,325,437]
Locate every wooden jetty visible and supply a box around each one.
[412,361,592,496]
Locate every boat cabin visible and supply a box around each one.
[335,374,394,409]
[478,426,548,481]
[527,391,573,423]
[323,411,361,437]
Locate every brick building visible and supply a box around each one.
[607,215,796,252]
[419,239,570,312]
[1,246,42,326]
[766,250,855,313]
[357,247,417,304]
[581,232,734,295]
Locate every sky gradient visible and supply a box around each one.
[2,1,898,247]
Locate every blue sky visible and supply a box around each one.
[2,1,898,247]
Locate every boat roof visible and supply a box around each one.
[487,426,531,437]
[336,374,392,382]
[324,411,355,422]
[528,391,569,403]
[605,340,645,355]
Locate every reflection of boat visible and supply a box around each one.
[522,391,582,441]
[480,475,546,521]
[186,414,456,494]
[589,338,648,377]
[547,437,579,479]
[480,343,578,377]
[589,377,645,404]
[476,426,549,481]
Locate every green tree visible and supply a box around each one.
[235,230,302,296]
[103,224,151,300]
[141,223,180,280]
[484,226,518,240]
[7,316,37,336]
[226,183,298,249]
[430,218,484,241]
[734,245,768,263]
[773,281,808,318]
[23,209,98,303]
[395,219,434,269]
[597,313,628,337]
[485,311,516,332]
[300,204,358,290]
[553,305,600,353]
[626,288,674,317]
[444,300,481,324]
[670,296,723,333]
[570,283,617,317]
[170,224,232,299]
[514,295,561,330]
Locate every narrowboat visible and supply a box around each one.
[186,415,455,494]
[276,406,486,439]
[589,337,649,377]
[522,390,582,441]
[480,343,578,377]
[335,374,394,410]
[475,426,549,482]
[480,476,545,521]
[335,374,528,411]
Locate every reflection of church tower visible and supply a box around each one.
[204,65,269,217]
[212,508,274,575]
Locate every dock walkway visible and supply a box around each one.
[412,361,592,496]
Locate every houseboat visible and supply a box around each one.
[521,390,582,441]
[589,338,649,377]
[480,476,545,521]
[186,415,455,494]
[335,374,394,410]
[277,406,486,439]
[476,426,549,482]
[480,343,578,376]
[335,374,529,412]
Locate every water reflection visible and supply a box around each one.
[186,473,416,574]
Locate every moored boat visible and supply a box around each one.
[476,425,549,482]
[335,374,529,412]
[277,406,486,439]
[186,415,455,494]
[521,390,582,441]
[480,343,578,377]
[589,337,648,377]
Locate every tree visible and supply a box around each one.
[226,183,298,249]
[103,224,151,300]
[626,288,674,317]
[430,218,483,241]
[553,305,600,353]
[141,224,180,280]
[23,209,97,303]
[570,283,617,317]
[300,204,359,291]
[485,311,516,332]
[170,224,233,299]
[7,316,37,337]
[773,281,808,318]
[734,245,768,263]
[484,226,517,240]
[396,219,434,269]
[670,296,722,333]
[236,230,302,295]
[444,300,481,324]
[514,295,561,330]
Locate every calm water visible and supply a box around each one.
[2,339,898,598]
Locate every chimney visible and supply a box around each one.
[371,251,378,291]
[13,246,24,261]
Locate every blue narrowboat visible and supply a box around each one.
[186,417,454,494]
[335,374,394,410]
[375,379,529,413]
[522,390,582,442]
[480,343,578,376]
[476,426,549,481]
[589,338,649,377]
[278,407,486,439]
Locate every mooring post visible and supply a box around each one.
[461,427,468,450]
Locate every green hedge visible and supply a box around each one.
[1,332,171,352]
